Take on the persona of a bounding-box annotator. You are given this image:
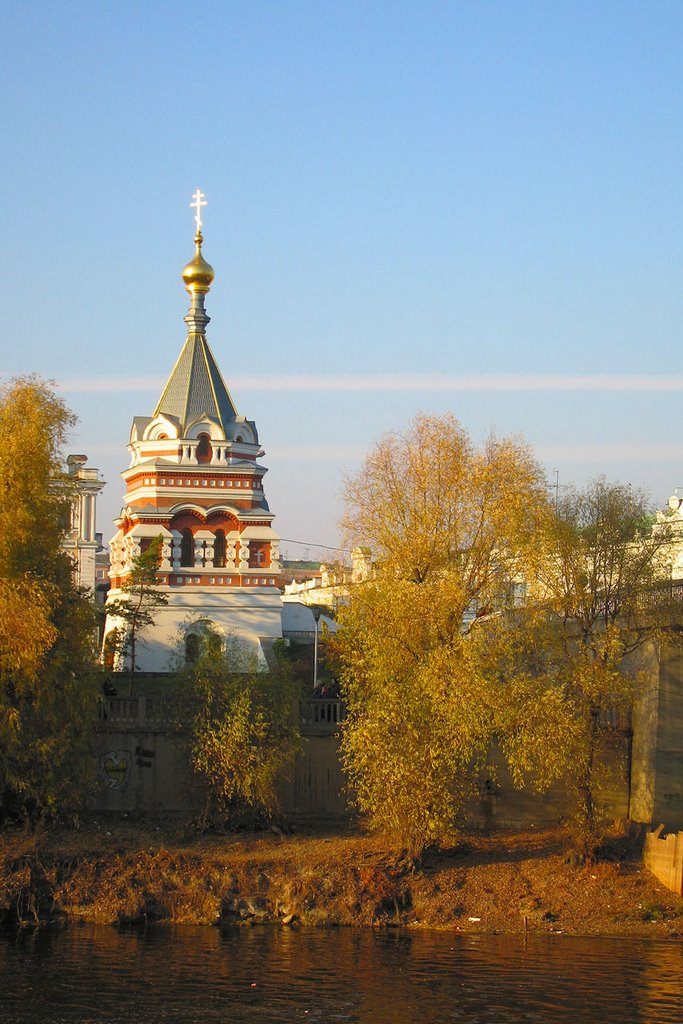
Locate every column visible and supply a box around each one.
[88,492,97,542]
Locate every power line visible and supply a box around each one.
[280,537,351,552]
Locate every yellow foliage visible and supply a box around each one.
[0,376,75,579]
[337,422,671,857]
[0,577,57,678]
[342,413,549,590]
[183,634,301,828]
[0,377,98,821]
[335,413,552,857]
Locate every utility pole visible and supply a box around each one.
[312,606,322,689]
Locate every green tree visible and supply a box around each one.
[180,629,301,829]
[497,477,676,856]
[334,413,551,858]
[104,536,168,693]
[0,376,98,822]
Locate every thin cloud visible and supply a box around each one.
[55,373,683,395]
[57,377,166,393]
[268,445,365,462]
[74,441,683,466]
[537,442,683,463]
[238,373,683,393]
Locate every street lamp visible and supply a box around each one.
[312,605,323,690]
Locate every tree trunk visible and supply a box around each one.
[576,707,599,859]
[128,617,137,697]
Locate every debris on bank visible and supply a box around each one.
[0,823,681,938]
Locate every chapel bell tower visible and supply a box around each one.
[103,192,282,671]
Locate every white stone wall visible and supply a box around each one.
[103,586,283,673]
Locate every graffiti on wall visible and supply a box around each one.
[136,745,155,768]
[100,750,132,791]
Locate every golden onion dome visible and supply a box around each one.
[182,232,215,294]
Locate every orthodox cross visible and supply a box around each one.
[190,189,207,232]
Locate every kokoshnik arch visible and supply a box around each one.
[103,192,282,671]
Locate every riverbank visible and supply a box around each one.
[1,821,681,937]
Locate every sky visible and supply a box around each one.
[3,1,683,557]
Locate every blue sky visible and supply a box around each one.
[3,1,683,555]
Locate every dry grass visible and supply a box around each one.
[1,819,681,937]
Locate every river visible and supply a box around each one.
[1,925,681,1023]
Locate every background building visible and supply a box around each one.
[63,454,105,594]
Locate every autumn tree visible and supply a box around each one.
[178,629,300,829]
[334,412,551,858]
[104,536,168,693]
[497,477,677,855]
[0,377,99,822]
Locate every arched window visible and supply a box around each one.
[214,529,226,567]
[185,633,200,664]
[180,528,194,567]
[196,432,212,463]
[185,626,222,664]
[102,629,121,671]
[205,632,222,659]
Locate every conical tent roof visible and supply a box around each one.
[153,333,238,436]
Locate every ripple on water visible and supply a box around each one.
[0,926,681,1024]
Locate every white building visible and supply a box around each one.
[63,454,105,593]
[282,547,372,614]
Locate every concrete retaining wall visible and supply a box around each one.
[631,642,683,830]
[95,698,346,819]
[94,699,630,826]
[643,825,683,895]
[97,725,201,815]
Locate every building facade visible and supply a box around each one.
[282,547,372,614]
[63,454,105,594]
[103,206,282,672]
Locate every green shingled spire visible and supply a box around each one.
[153,333,238,436]
[153,212,238,436]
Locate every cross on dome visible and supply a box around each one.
[182,189,214,303]
[190,189,207,232]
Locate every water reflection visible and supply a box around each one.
[0,924,681,1023]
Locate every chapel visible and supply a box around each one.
[102,193,282,671]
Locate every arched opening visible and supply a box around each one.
[102,629,121,671]
[185,626,222,664]
[180,528,194,567]
[214,529,226,567]
[185,633,200,664]
[196,432,212,463]
[205,632,222,659]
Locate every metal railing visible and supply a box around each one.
[636,580,683,608]
[298,698,346,734]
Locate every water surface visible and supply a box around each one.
[1,925,681,1023]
